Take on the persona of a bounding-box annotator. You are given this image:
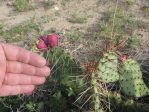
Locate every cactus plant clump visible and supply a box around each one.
[97,51,119,83]
[120,59,149,98]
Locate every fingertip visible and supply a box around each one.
[37,57,47,67]
[24,85,35,93]
[41,77,46,83]
[35,77,46,85]
[32,85,35,90]
[25,91,33,96]
[29,52,47,67]
[36,66,51,77]
[44,66,51,77]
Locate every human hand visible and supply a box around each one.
[0,44,50,96]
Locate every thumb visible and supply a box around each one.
[0,44,6,87]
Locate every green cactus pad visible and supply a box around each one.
[97,51,119,83]
[120,59,149,98]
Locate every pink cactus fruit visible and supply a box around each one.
[36,38,48,52]
[39,35,49,46]
[47,33,58,48]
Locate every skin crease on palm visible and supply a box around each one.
[0,43,51,96]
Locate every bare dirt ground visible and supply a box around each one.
[0,0,99,30]
[0,0,149,57]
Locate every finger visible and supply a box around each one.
[0,44,6,87]
[0,85,35,96]
[2,44,46,67]
[6,61,50,77]
[25,92,33,96]
[4,73,46,85]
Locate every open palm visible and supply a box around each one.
[0,44,50,96]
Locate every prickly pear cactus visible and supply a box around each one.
[91,73,103,112]
[120,59,149,98]
[97,51,119,83]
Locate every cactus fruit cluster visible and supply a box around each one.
[97,51,119,83]
[36,33,58,52]
[120,59,149,98]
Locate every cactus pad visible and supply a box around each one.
[97,51,119,83]
[120,59,149,98]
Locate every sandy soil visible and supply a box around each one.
[0,0,148,53]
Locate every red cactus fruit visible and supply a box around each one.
[36,39,48,52]
[39,35,49,46]
[47,33,58,48]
